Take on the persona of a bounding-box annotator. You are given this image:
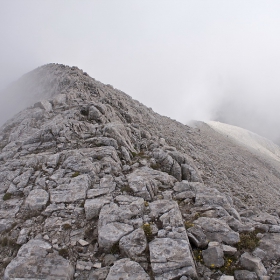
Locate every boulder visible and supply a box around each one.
[84,197,111,220]
[240,252,267,279]
[194,217,240,245]
[119,228,147,262]
[106,258,150,280]
[50,174,90,203]
[25,189,49,210]
[202,243,224,268]
[4,239,74,280]
[98,222,134,251]
[234,270,258,280]
[149,237,197,279]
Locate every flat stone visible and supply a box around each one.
[84,197,111,220]
[220,276,234,280]
[240,252,267,279]
[4,239,74,280]
[202,244,224,268]
[149,237,197,279]
[234,270,258,280]
[187,225,208,248]
[98,222,134,251]
[119,228,147,261]
[78,239,89,246]
[222,244,237,256]
[106,258,150,280]
[50,174,90,203]
[194,217,240,245]
[259,233,280,261]
[25,189,49,210]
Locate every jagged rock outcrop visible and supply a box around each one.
[0,64,280,279]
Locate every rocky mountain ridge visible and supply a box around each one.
[0,64,280,279]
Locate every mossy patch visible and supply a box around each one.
[184,221,194,229]
[59,248,69,259]
[110,242,120,254]
[62,223,72,230]
[71,171,80,178]
[3,193,12,201]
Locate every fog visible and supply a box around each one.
[1,1,280,143]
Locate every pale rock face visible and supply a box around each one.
[98,222,134,251]
[4,239,74,280]
[106,258,150,280]
[25,189,49,210]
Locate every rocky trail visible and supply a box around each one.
[0,64,280,279]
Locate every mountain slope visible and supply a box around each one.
[0,64,280,279]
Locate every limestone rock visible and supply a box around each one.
[84,197,111,220]
[240,252,267,278]
[119,228,147,261]
[202,243,224,268]
[234,270,258,280]
[25,189,49,210]
[98,222,134,251]
[149,238,197,279]
[50,174,90,203]
[194,217,240,245]
[4,239,74,280]
[106,258,150,280]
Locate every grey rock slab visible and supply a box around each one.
[16,228,30,245]
[0,218,14,233]
[194,217,240,245]
[234,270,258,280]
[34,100,52,112]
[259,233,280,261]
[202,244,224,268]
[84,197,111,220]
[87,188,111,198]
[98,222,134,251]
[88,267,110,280]
[220,276,234,280]
[222,244,237,256]
[25,189,49,210]
[106,258,150,280]
[149,237,197,279]
[50,174,90,203]
[187,225,208,248]
[149,200,178,218]
[119,228,147,261]
[240,252,267,278]
[4,239,74,280]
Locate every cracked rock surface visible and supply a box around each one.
[1,64,280,279]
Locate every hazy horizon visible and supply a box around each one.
[1,1,280,144]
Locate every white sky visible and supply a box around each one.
[1,1,280,142]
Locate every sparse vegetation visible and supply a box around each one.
[150,162,161,170]
[120,185,133,194]
[142,223,153,242]
[71,171,80,177]
[236,229,263,251]
[62,223,72,230]
[110,242,120,254]
[184,221,194,229]
[59,248,69,259]
[193,249,203,263]
[3,193,12,201]
[220,256,240,275]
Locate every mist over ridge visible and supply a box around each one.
[1,1,280,144]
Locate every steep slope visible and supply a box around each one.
[207,121,280,165]
[0,64,280,279]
